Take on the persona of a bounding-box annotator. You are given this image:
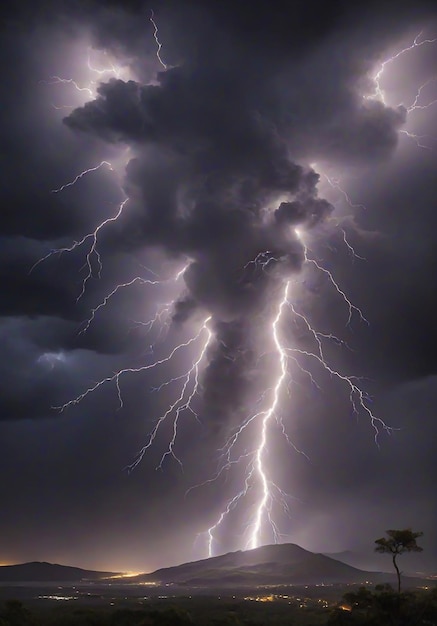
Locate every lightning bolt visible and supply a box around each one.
[33,156,209,474]
[202,249,390,555]
[406,76,437,113]
[366,32,437,150]
[33,29,215,482]
[51,161,114,193]
[131,304,173,350]
[244,251,281,272]
[31,196,129,302]
[40,47,126,109]
[126,316,212,473]
[40,76,94,99]
[319,171,367,212]
[86,48,123,78]
[302,242,368,326]
[80,264,189,333]
[399,129,436,150]
[368,31,437,104]
[32,148,133,302]
[56,316,209,412]
[150,9,168,70]
[249,281,290,549]
[339,229,366,262]
[207,469,254,557]
[400,75,437,149]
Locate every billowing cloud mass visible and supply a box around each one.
[0,0,436,571]
[59,0,408,418]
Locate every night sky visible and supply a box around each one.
[1,0,436,574]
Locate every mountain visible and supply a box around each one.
[2,545,427,587]
[0,562,119,583]
[132,543,390,587]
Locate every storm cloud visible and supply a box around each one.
[0,0,436,571]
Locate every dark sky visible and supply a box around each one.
[1,0,436,574]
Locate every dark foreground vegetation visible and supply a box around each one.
[1,585,436,626]
[327,585,437,625]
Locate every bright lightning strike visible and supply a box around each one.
[41,47,128,110]
[41,76,94,99]
[368,31,437,104]
[406,76,437,113]
[150,10,168,70]
[56,317,209,413]
[34,149,208,476]
[319,171,367,212]
[86,48,123,78]
[366,32,437,150]
[31,196,129,303]
[340,229,366,261]
[206,470,254,558]
[302,243,368,326]
[126,317,212,473]
[399,129,436,150]
[80,264,188,333]
[249,281,290,549]
[202,238,390,555]
[51,161,114,193]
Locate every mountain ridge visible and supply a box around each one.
[132,543,393,586]
[0,544,425,587]
[0,561,119,582]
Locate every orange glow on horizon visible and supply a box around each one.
[105,571,144,579]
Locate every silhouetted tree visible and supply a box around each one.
[375,528,423,593]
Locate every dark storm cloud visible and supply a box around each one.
[62,66,335,417]
[0,316,73,420]
[0,0,436,572]
[275,198,333,228]
[0,0,428,419]
[58,0,416,419]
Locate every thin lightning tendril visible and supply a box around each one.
[340,229,366,261]
[399,129,436,150]
[51,161,114,193]
[31,196,129,303]
[302,243,368,326]
[126,317,212,473]
[80,265,188,333]
[368,31,437,150]
[321,172,367,212]
[55,321,210,413]
[40,45,126,110]
[86,48,123,78]
[41,76,94,98]
[406,76,437,113]
[369,31,437,104]
[150,10,168,69]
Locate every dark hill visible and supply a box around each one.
[132,543,386,586]
[0,562,118,582]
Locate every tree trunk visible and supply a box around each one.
[393,554,401,593]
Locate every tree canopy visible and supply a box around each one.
[375,528,423,593]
